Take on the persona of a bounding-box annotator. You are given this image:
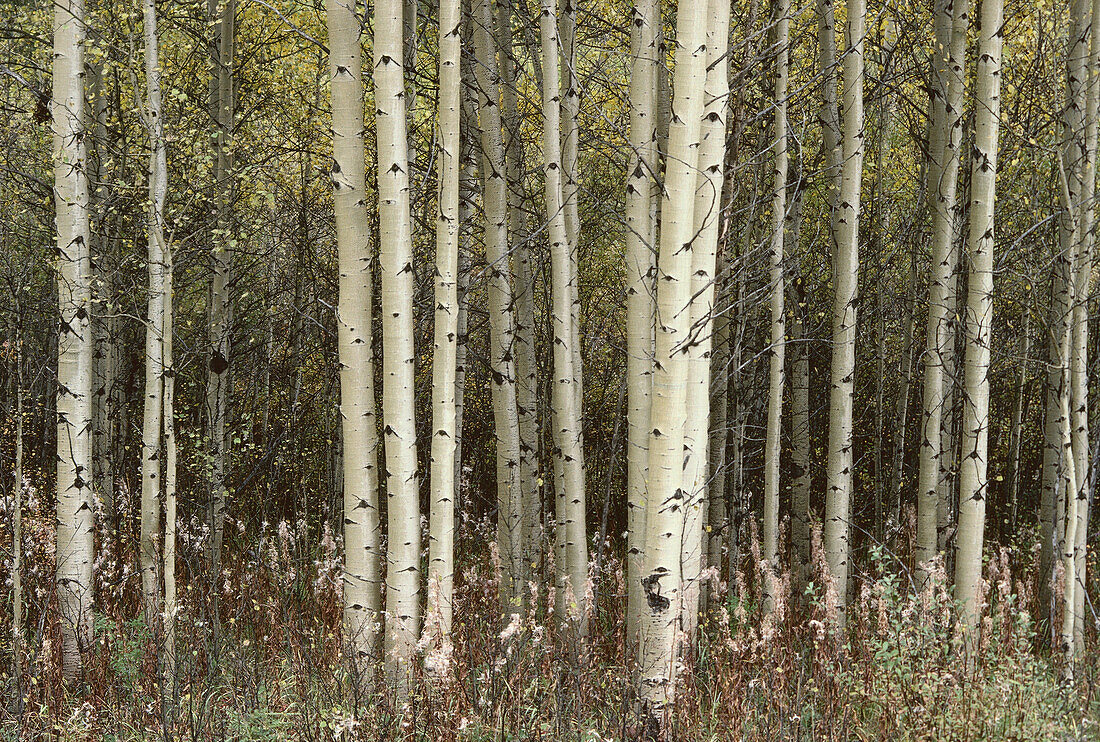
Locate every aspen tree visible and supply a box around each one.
[789,178,811,589]
[1070,0,1100,651]
[954,0,1003,647]
[625,0,659,648]
[326,0,382,689]
[375,0,422,691]
[498,0,542,586]
[762,0,789,586]
[822,0,865,626]
[560,0,584,438]
[681,0,731,635]
[473,0,524,607]
[54,0,96,684]
[426,0,461,668]
[706,250,730,595]
[207,0,235,583]
[916,0,968,582]
[817,0,841,236]
[140,0,169,628]
[636,0,706,722]
[1041,0,1090,638]
[11,319,23,692]
[541,0,587,631]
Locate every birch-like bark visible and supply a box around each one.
[425,0,461,671]
[54,0,95,684]
[953,0,1002,648]
[473,0,524,608]
[498,0,542,590]
[1071,0,1100,651]
[625,0,658,648]
[207,0,234,585]
[636,0,706,722]
[140,0,169,629]
[817,0,841,240]
[681,0,731,635]
[375,0,422,692]
[915,0,967,584]
[823,0,865,626]
[542,0,587,632]
[326,0,382,691]
[762,0,789,586]
[162,232,177,698]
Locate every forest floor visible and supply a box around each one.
[1,498,1099,741]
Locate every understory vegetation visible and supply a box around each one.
[2,500,1097,740]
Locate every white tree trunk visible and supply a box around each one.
[473,0,525,608]
[822,0,865,628]
[681,0,731,636]
[625,0,658,649]
[326,0,382,691]
[53,0,95,684]
[915,0,968,583]
[140,0,169,629]
[541,0,588,632]
[636,0,706,722]
[375,0,422,693]
[425,0,461,672]
[953,0,1003,649]
[762,0,789,590]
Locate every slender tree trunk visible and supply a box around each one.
[762,0,789,588]
[541,0,588,632]
[817,0,841,241]
[953,0,1003,649]
[1006,308,1030,534]
[789,179,811,590]
[326,0,382,692]
[162,234,177,702]
[376,0,422,692]
[823,0,865,627]
[890,243,918,533]
[1071,0,1100,652]
[625,0,658,648]
[53,0,95,684]
[915,0,967,584]
[680,0,731,636]
[707,247,730,600]
[499,0,542,598]
[207,0,235,588]
[425,0,461,671]
[140,0,169,629]
[11,321,23,698]
[636,0,706,723]
[473,0,524,608]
